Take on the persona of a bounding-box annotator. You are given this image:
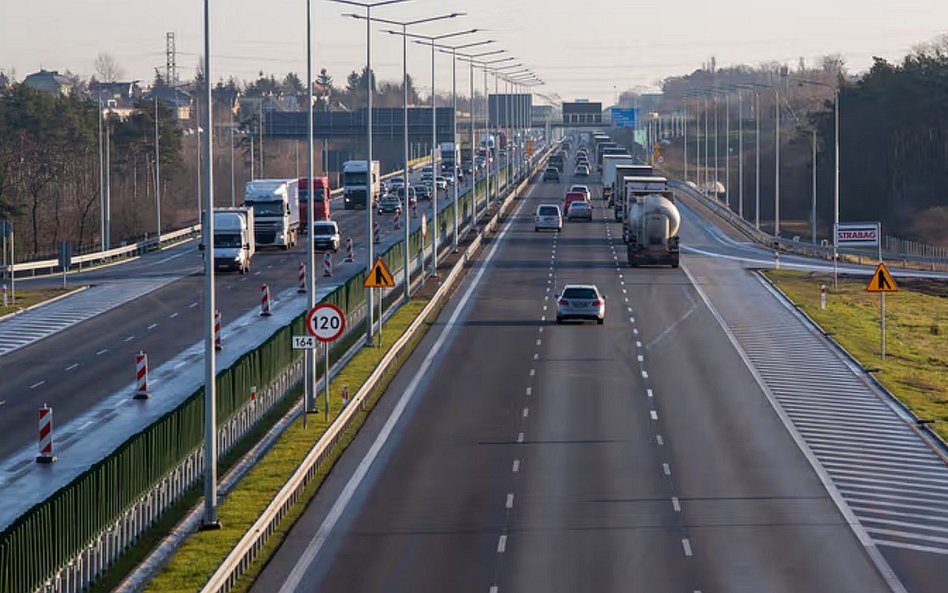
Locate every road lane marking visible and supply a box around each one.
[633,328,639,335]
[672,497,681,512]
[529,369,535,377]
[642,370,649,379]
[123,335,135,342]
[96,349,108,355]
[682,538,693,557]
[506,493,515,509]
[169,312,179,319]
[650,410,658,420]
[522,407,529,418]
[30,381,45,389]
[657,435,664,445]
[536,339,542,346]
[517,432,525,443]
[637,355,644,362]
[663,463,672,476]
[497,535,507,553]
[189,302,198,308]
[533,353,539,360]
[636,341,642,348]
[174,361,187,369]
[512,459,520,473]
[65,363,79,371]
[526,387,532,396]
[647,388,654,398]
[147,323,158,330]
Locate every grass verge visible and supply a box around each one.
[146,298,436,593]
[763,270,948,442]
[0,286,79,316]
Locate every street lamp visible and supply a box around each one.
[352,12,466,303]
[793,77,841,288]
[454,51,509,222]
[331,0,414,347]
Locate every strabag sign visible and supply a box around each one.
[836,222,880,247]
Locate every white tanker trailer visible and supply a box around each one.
[623,177,680,267]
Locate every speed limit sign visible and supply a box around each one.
[306,303,346,342]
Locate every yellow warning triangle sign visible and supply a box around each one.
[363,258,396,288]
[866,262,898,293]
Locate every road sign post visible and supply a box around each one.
[363,258,395,348]
[865,261,897,360]
[305,303,346,418]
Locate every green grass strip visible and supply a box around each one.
[764,270,948,442]
[146,299,430,593]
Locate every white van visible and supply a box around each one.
[535,204,563,232]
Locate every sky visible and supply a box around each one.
[2,0,947,105]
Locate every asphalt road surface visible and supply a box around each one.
[251,166,913,592]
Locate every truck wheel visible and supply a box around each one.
[597,318,604,325]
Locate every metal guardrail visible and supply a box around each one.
[670,179,948,271]
[199,151,551,593]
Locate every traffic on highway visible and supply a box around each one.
[1,3,947,593]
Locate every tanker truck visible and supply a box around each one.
[623,177,680,267]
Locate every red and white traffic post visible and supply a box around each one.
[394,210,401,230]
[774,250,780,270]
[820,284,827,310]
[411,202,418,219]
[298,262,306,293]
[322,252,333,277]
[214,310,222,350]
[260,284,272,317]
[373,221,381,244]
[134,350,150,399]
[345,237,355,262]
[36,404,56,463]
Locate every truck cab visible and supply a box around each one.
[343,160,380,210]
[299,176,331,233]
[211,207,255,274]
[243,179,300,250]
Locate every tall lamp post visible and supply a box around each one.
[330,0,413,347]
[350,12,468,304]
[793,77,840,288]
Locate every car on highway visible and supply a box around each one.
[387,177,406,193]
[311,220,341,252]
[534,204,563,232]
[566,200,593,221]
[393,185,417,206]
[556,284,605,325]
[414,183,432,201]
[377,193,403,214]
[570,184,592,201]
[462,161,474,176]
[563,191,588,211]
[543,167,561,182]
[434,176,449,189]
[574,164,590,177]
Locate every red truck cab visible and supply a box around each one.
[298,176,331,232]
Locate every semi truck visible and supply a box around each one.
[243,179,300,250]
[210,207,255,274]
[612,165,654,221]
[622,177,680,267]
[601,154,636,200]
[595,141,619,172]
[298,175,331,234]
[342,160,380,210]
[440,142,460,176]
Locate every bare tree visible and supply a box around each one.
[94,53,124,83]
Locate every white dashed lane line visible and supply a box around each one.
[147,323,158,330]
[65,363,79,371]
[672,497,681,512]
[123,335,135,342]
[497,535,507,553]
[30,381,45,389]
[512,459,520,473]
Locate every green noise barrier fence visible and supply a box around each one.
[0,163,514,593]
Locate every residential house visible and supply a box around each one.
[22,69,74,96]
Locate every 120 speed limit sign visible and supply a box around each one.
[306,303,346,342]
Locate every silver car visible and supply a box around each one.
[556,284,605,325]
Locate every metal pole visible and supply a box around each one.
[452,48,459,251]
[754,90,761,229]
[833,88,840,291]
[703,96,709,193]
[324,341,330,420]
[155,96,162,243]
[683,101,688,182]
[430,39,439,276]
[713,94,719,197]
[306,0,317,416]
[230,110,236,206]
[811,129,817,245]
[197,100,202,219]
[365,5,375,346]
[105,114,111,249]
[724,93,730,209]
[201,0,220,529]
[738,91,744,219]
[98,97,105,251]
[469,59,475,223]
[484,66,489,209]
[258,101,264,177]
[402,24,411,298]
[774,87,781,237]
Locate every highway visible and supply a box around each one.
[0,167,486,460]
[250,154,947,592]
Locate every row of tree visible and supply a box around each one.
[651,44,948,245]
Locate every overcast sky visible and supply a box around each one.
[2,0,946,105]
